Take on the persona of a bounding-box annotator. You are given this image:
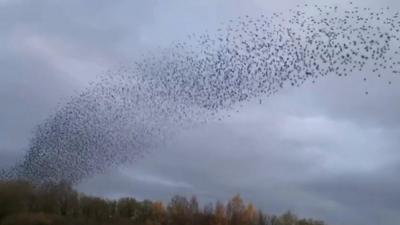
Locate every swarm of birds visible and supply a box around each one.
[1,2,399,184]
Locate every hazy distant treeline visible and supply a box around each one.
[0,180,326,225]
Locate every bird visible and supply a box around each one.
[2,2,399,184]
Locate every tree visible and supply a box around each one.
[79,196,109,221]
[279,211,297,225]
[135,200,154,224]
[214,201,227,225]
[151,201,167,225]
[257,210,267,225]
[227,194,245,225]
[243,203,258,225]
[201,202,214,225]
[189,196,200,225]
[117,197,139,219]
[0,181,34,220]
[167,195,190,225]
[41,181,78,216]
[0,180,329,225]
[267,215,279,225]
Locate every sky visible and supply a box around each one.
[1,0,400,225]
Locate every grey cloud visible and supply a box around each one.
[302,165,400,224]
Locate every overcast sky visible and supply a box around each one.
[1,1,400,225]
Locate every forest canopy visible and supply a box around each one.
[0,180,326,225]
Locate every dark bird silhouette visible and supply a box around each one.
[1,2,399,184]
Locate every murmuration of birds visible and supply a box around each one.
[1,2,399,184]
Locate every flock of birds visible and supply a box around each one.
[1,2,399,184]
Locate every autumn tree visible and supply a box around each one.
[150,201,167,225]
[227,194,246,225]
[213,201,228,225]
[0,180,329,225]
[243,203,258,225]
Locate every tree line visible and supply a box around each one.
[0,180,326,225]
